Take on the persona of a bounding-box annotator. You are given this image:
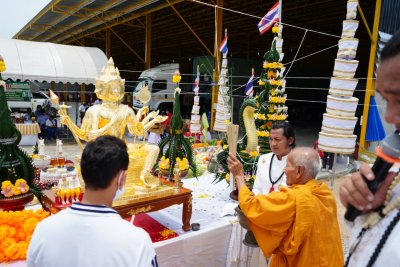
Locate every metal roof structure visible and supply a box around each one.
[14,0,377,77]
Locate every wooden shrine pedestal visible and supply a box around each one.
[41,179,193,231]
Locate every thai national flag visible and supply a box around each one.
[219,34,228,54]
[244,69,254,97]
[258,1,280,36]
[193,69,200,92]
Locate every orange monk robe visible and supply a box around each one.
[239,179,343,267]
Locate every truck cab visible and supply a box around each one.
[132,63,179,112]
[5,81,55,113]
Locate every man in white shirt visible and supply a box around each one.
[45,115,57,140]
[78,102,86,124]
[252,121,296,195]
[27,136,158,267]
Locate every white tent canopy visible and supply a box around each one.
[0,38,108,85]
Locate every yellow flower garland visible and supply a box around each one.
[257,130,270,137]
[269,79,283,86]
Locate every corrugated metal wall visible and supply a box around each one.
[380,0,400,34]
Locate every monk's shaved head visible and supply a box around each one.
[289,147,321,179]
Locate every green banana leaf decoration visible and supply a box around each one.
[255,26,288,154]
[152,81,197,180]
[0,65,42,200]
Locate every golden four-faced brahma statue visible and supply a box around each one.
[50,58,167,196]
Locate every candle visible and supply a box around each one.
[38,139,45,156]
[56,139,63,154]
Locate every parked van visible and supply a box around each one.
[132,63,179,112]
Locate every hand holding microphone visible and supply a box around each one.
[344,132,400,222]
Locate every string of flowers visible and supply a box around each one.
[0,209,49,262]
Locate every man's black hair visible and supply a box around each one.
[381,30,400,62]
[81,135,129,190]
[271,121,296,148]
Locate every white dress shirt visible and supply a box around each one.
[27,203,158,267]
[252,152,287,195]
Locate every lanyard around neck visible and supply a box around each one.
[269,154,285,188]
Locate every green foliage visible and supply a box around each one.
[207,139,218,146]
[0,73,43,200]
[152,90,197,180]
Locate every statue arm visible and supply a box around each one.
[59,114,87,140]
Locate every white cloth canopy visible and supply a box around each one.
[0,38,108,84]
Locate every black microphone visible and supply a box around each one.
[345,131,400,222]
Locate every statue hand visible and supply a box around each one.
[152,115,168,124]
[60,115,69,125]
[87,129,103,140]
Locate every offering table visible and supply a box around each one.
[15,123,40,146]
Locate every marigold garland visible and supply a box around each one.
[0,210,49,263]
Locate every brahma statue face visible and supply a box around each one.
[94,57,126,102]
[95,78,125,102]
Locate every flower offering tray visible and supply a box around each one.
[0,193,34,211]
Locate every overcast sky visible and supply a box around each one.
[1,0,51,39]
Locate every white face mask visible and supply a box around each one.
[113,171,125,202]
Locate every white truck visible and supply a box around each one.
[5,81,53,112]
[132,63,179,112]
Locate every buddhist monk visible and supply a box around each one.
[228,147,343,266]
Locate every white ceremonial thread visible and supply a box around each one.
[284,30,308,79]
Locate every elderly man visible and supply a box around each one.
[228,147,343,267]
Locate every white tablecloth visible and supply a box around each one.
[14,123,40,146]
[1,174,267,267]
[150,174,268,267]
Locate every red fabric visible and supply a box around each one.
[124,213,178,243]
[314,140,324,158]
[162,112,173,126]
